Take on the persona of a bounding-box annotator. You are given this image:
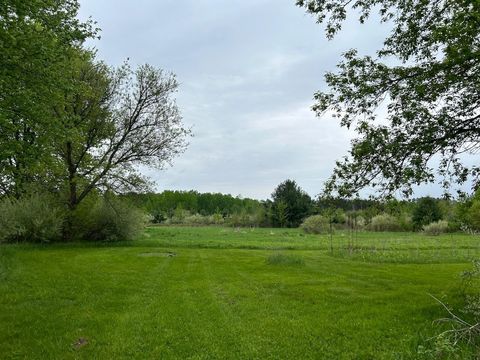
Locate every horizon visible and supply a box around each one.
[131,188,457,203]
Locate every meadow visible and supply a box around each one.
[1,227,479,359]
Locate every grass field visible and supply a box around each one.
[1,227,479,359]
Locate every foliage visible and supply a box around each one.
[149,209,167,224]
[300,215,329,234]
[316,197,379,212]
[165,212,225,226]
[368,214,401,232]
[423,220,450,236]
[272,200,289,228]
[0,193,64,243]
[462,260,480,325]
[53,56,190,214]
[165,207,190,225]
[126,190,264,218]
[467,195,480,231]
[0,2,190,242]
[0,0,97,197]
[73,196,146,242]
[226,211,258,228]
[422,261,480,356]
[412,197,443,230]
[271,180,313,227]
[297,0,480,197]
[182,214,208,226]
[417,333,459,359]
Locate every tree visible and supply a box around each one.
[456,189,480,231]
[271,179,312,227]
[273,200,289,228]
[0,1,189,241]
[53,53,190,212]
[296,0,480,197]
[0,0,97,197]
[412,197,442,229]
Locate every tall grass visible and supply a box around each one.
[266,253,305,266]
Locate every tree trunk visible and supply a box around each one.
[63,141,77,241]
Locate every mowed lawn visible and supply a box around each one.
[0,227,476,359]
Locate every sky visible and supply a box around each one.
[77,0,463,200]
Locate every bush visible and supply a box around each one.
[210,213,225,225]
[163,212,224,226]
[368,214,401,232]
[184,213,209,226]
[423,220,449,236]
[149,209,166,224]
[74,197,146,241]
[0,193,64,243]
[226,212,257,227]
[421,260,480,356]
[344,214,366,230]
[300,215,329,234]
[166,208,191,225]
[397,214,414,232]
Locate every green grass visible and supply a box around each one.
[0,227,478,359]
[266,252,305,266]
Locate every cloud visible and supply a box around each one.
[78,0,474,199]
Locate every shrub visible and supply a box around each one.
[149,209,166,224]
[226,212,257,227]
[166,209,191,225]
[210,213,224,225]
[423,220,449,236]
[74,197,146,241]
[345,214,364,229]
[0,193,64,243]
[368,214,401,232]
[184,213,208,226]
[163,212,224,226]
[266,253,305,266]
[300,215,329,234]
[422,260,480,356]
[397,214,414,232]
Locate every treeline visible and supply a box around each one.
[127,180,480,235]
[125,191,264,223]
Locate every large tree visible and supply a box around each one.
[0,0,97,196]
[0,1,190,213]
[53,53,190,212]
[296,0,480,197]
[271,179,312,227]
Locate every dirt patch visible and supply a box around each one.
[72,337,88,350]
[138,252,177,257]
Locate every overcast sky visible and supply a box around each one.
[77,0,465,200]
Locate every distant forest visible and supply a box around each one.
[124,191,264,220]
[123,187,472,232]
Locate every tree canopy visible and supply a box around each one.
[412,197,442,229]
[0,1,98,196]
[53,54,190,211]
[0,1,191,240]
[0,1,190,208]
[297,0,480,198]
